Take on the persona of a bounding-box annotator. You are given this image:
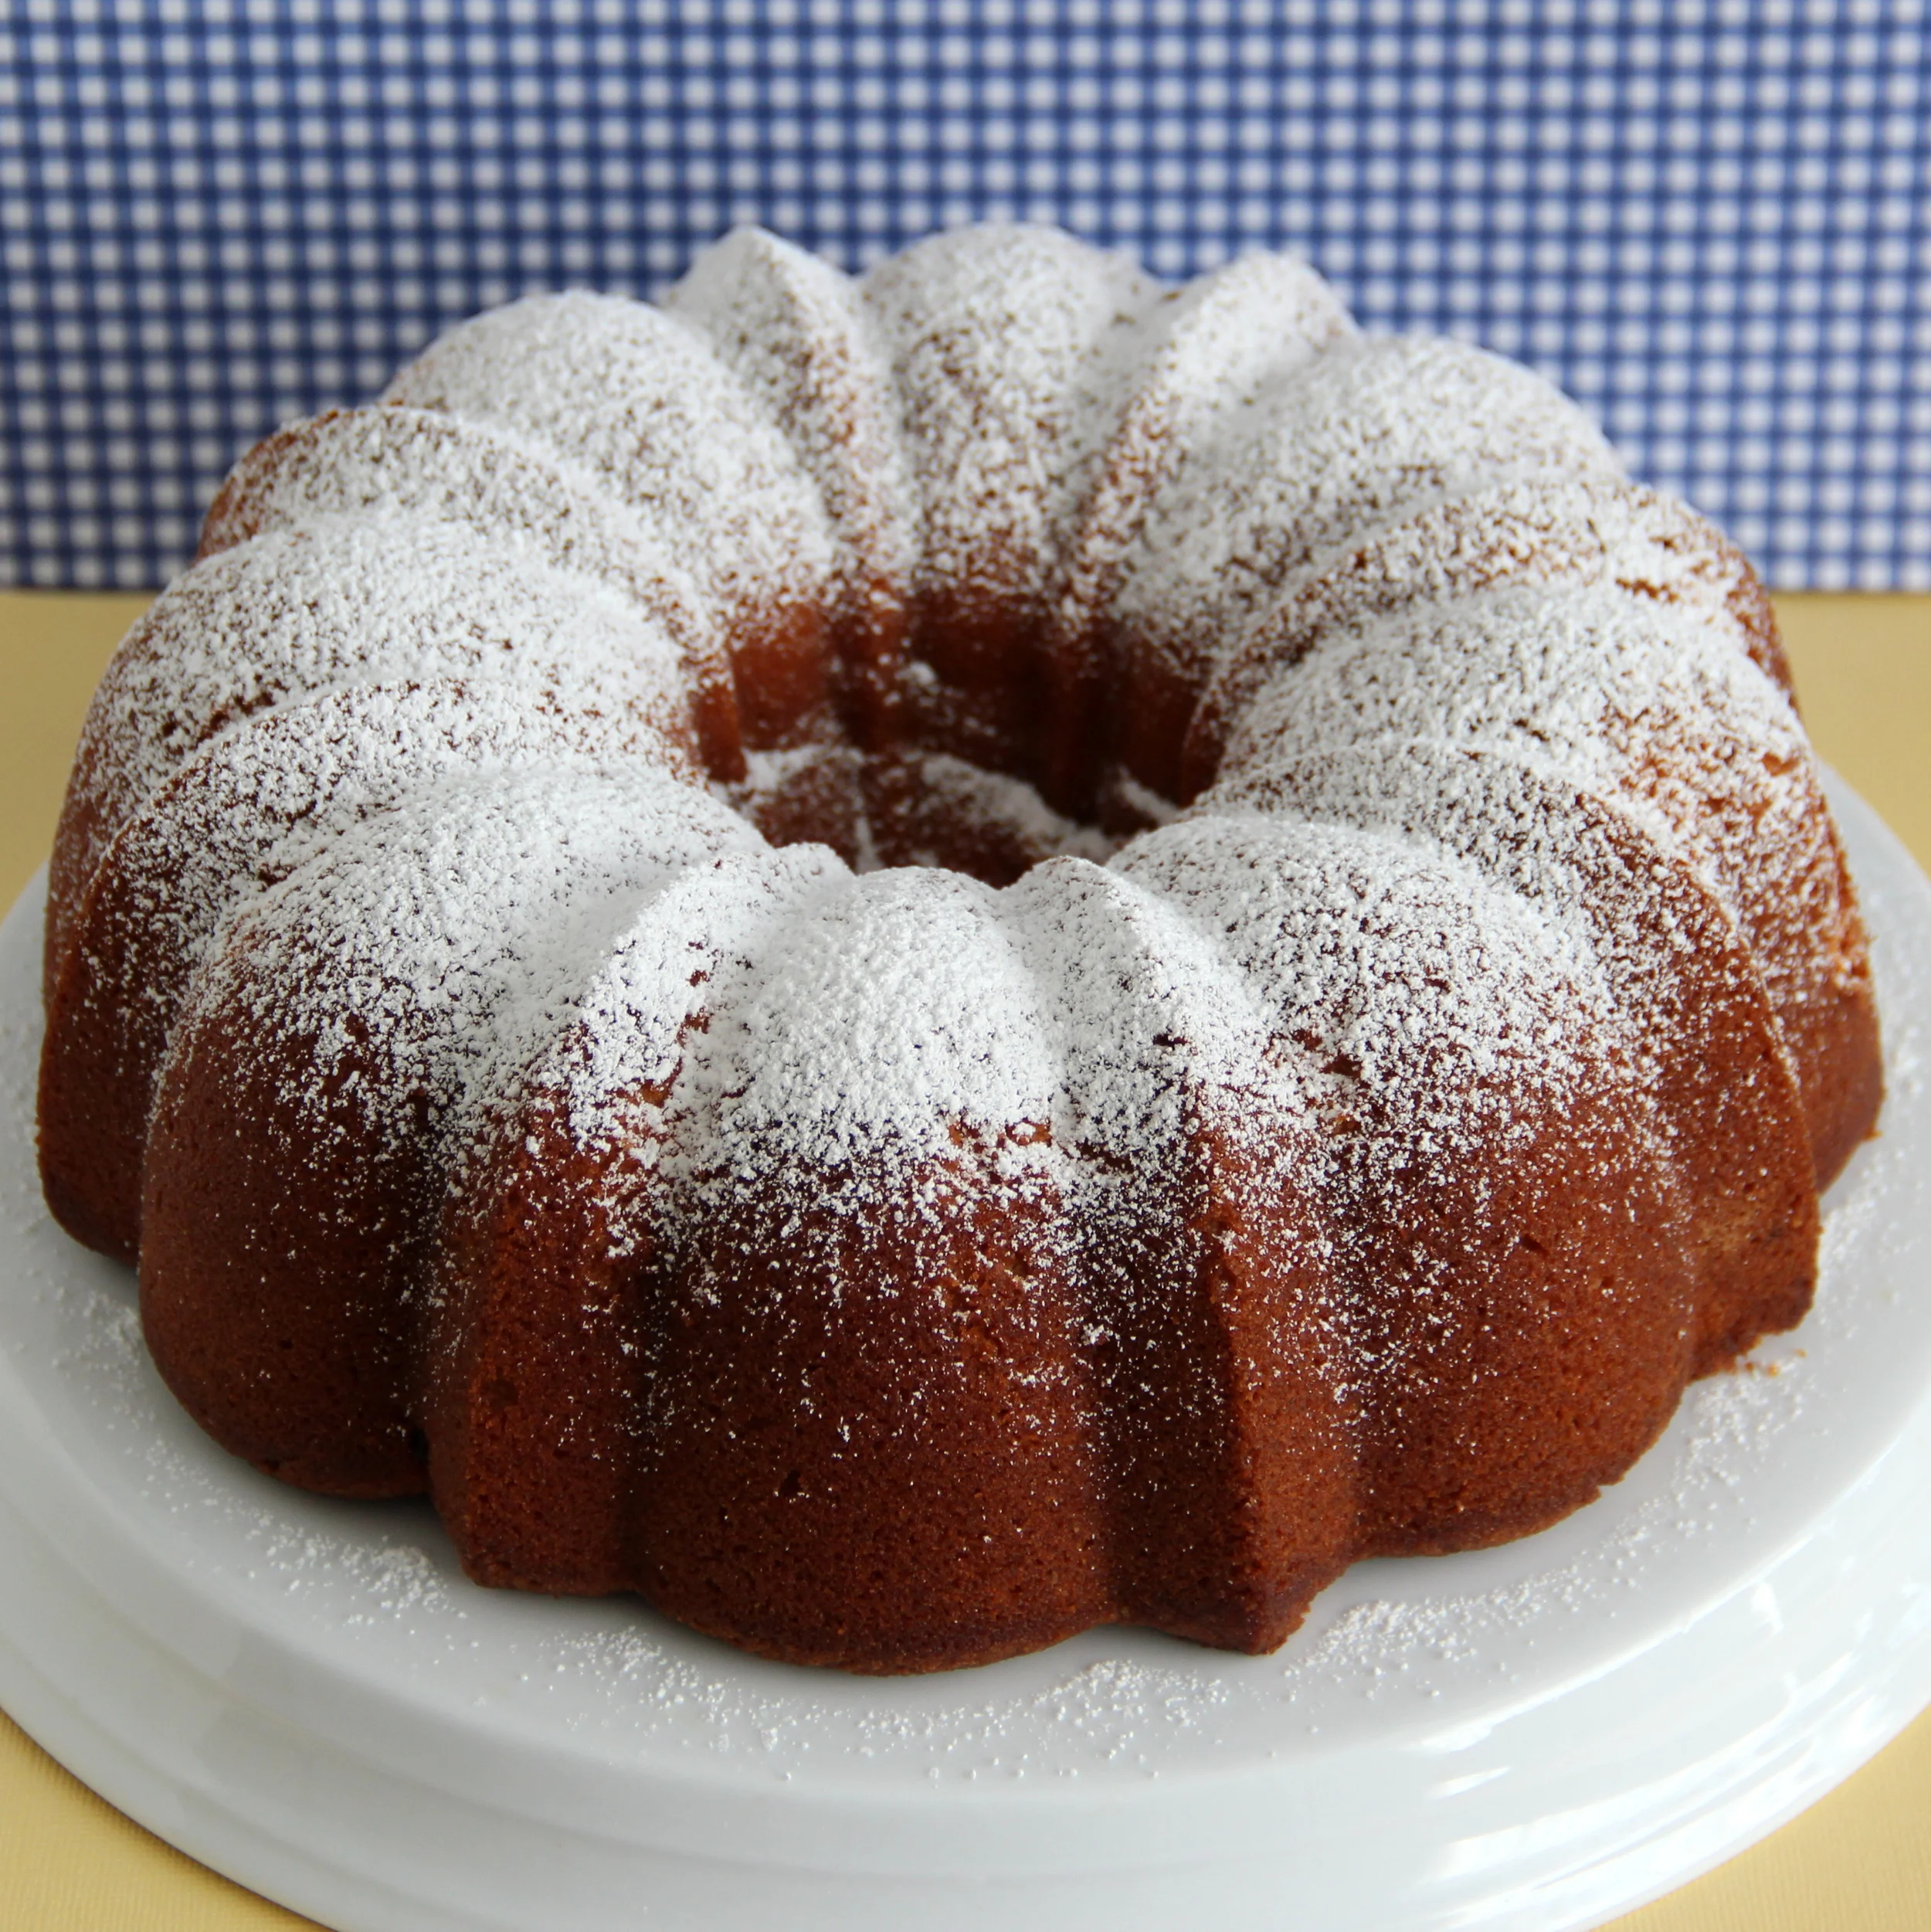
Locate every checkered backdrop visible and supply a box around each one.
[4,2,1928,590]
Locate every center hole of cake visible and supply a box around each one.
[733,746,1147,889]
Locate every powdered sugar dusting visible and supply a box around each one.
[59,518,694,936]
[501,845,846,1262]
[383,289,835,624]
[669,865,1059,1182]
[56,678,694,1208]
[1003,858,1274,1162]
[1054,248,1354,647]
[1118,811,1610,1136]
[171,766,755,1182]
[666,226,918,626]
[1217,581,1854,1040]
[1182,474,1786,778]
[199,405,730,685]
[864,223,1159,629]
[1206,740,1700,1074]
[1110,334,1623,693]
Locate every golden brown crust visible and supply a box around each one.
[140,983,429,1499]
[425,1105,647,1596]
[628,1145,1109,1675]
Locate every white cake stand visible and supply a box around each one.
[2,779,1929,1932]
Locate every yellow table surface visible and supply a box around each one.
[1,586,1927,1930]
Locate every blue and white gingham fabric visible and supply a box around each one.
[4,2,1928,591]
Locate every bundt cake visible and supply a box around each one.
[37,222,1882,1674]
